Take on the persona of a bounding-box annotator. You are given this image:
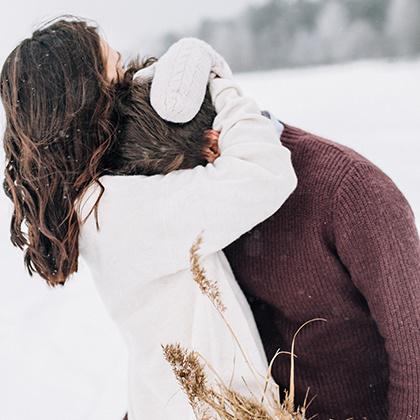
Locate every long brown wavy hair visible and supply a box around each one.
[0,17,132,287]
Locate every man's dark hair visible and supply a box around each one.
[107,65,217,176]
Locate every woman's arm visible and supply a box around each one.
[82,77,297,279]
[159,77,297,272]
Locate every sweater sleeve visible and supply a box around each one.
[92,77,297,280]
[333,161,420,419]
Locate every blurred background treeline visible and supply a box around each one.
[158,0,420,71]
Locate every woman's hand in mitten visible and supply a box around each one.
[133,38,233,123]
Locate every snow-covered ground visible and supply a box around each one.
[1,59,419,420]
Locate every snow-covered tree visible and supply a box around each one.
[387,0,420,55]
[316,0,350,62]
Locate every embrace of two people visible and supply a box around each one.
[1,17,419,420]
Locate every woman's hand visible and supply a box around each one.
[133,38,233,123]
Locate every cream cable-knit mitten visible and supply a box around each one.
[133,37,233,123]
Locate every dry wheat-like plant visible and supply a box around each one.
[189,233,227,314]
[162,233,326,420]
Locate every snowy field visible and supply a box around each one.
[0,59,419,420]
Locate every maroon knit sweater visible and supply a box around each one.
[223,123,420,420]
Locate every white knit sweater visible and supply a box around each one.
[77,59,297,419]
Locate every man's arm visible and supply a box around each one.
[333,161,420,418]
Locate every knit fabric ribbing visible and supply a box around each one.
[224,123,420,420]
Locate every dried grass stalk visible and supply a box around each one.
[161,234,326,419]
[189,233,226,314]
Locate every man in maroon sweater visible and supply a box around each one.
[223,122,420,419]
[115,80,418,419]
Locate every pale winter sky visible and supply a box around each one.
[0,0,265,64]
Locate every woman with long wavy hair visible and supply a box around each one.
[1,17,297,419]
[1,18,124,285]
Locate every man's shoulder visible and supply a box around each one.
[280,122,369,167]
[279,122,401,199]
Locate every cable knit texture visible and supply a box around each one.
[134,37,233,123]
[223,123,420,420]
